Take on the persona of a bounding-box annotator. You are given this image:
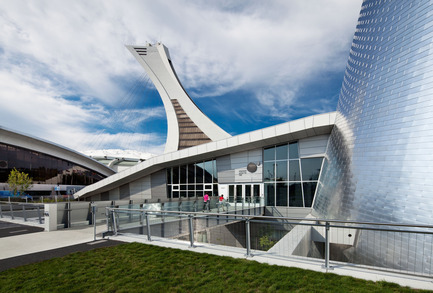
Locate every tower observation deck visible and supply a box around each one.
[127,43,231,153]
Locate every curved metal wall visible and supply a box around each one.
[313,0,433,273]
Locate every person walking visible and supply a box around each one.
[219,194,225,211]
[203,193,210,212]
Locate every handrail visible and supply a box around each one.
[106,207,433,230]
[106,206,433,277]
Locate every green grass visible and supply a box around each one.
[0,242,429,292]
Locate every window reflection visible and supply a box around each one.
[263,141,323,208]
[166,159,218,199]
[301,158,323,181]
[289,183,303,207]
[0,143,105,186]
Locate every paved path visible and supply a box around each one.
[0,220,44,238]
[0,219,125,272]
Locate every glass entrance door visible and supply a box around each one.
[228,184,262,202]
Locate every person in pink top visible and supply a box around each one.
[203,193,210,212]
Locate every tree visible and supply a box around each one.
[7,168,33,196]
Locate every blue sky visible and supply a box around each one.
[0,0,362,156]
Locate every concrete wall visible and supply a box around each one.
[150,170,166,202]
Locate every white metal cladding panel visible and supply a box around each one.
[232,149,262,183]
[216,155,234,183]
[299,135,329,157]
[314,0,433,274]
[130,175,151,200]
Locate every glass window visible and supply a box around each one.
[275,161,288,181]
[195,163,204,183]
[213,160,218,183]
[263,147,275,161]
[245,185,251,198]
[253,184,260,197]
[301,158,323,181]
[204,160,213,183]
[187,164,195,183]
[236,185,243,199]
[213,184,218,197]
[289,160,301,181]
[276,144,288,160]
[166,168,172,184]
[289,142,299,159]
[276,183,288,206]
[265,183,275,206]
[303,182,317,207]
[180,165,187,184]
[166,185,171,198]
[229,185,234,202]
[289,183,303,207]
[263,162,275,181]
[172,167,179,184]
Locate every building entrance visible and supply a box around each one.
[227,184,262,202]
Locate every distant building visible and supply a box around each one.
[84,149,153,173]
[0,127,115,196]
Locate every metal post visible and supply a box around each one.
[66,202,71,228]
[10,203,14,219]
[91,204,97,241]
[188,214,195,248]
[22,205,27,221]
[245,218,252,257]
[128,202,132,223]
[323,221,332,270]
[0,203,3,218]
[37,206,42,224]
[112,210,118,236]
[145,212,151,241]
[106,207,110,232]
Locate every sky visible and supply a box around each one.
[0,0,362,157]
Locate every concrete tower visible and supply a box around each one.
[127,43,231,153]
[314,0,433,273]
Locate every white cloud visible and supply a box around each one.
[0,0,362,152]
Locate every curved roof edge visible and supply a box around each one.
[0,126,115,177]
[75,112,336,199]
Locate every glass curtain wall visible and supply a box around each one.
[166,159,218,199]
[264,142,323,207]
[0,143,105,185]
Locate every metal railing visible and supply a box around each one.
[0,202,44,224]
[104,207,433,278]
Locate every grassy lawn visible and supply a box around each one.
[0,242,428,292]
